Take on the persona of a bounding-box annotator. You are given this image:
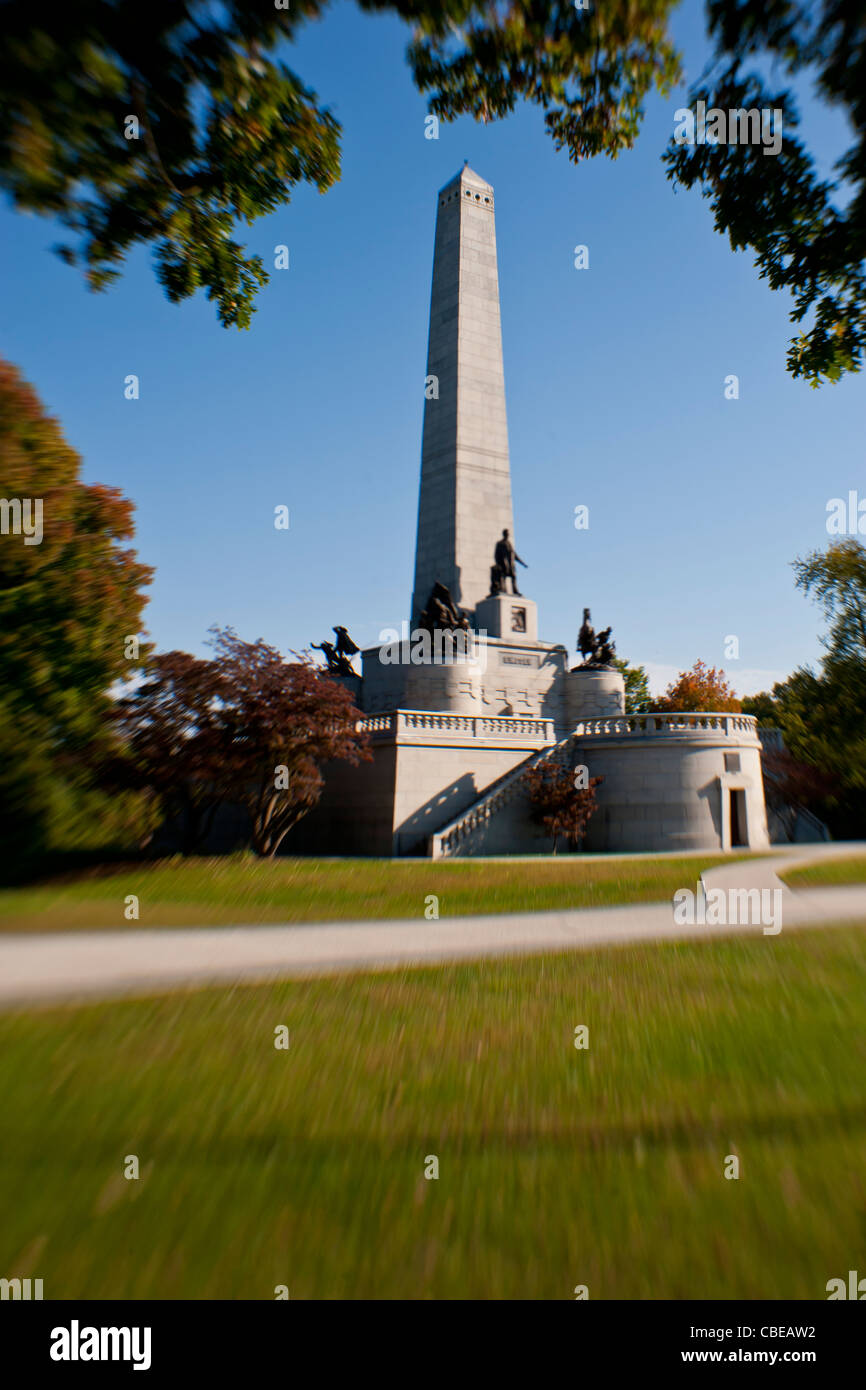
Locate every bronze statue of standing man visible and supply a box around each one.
[492,528,527,596]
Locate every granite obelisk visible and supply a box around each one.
[411,166,514,624]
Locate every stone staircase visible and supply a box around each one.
[428,733,577,858]
[758,727,831,843]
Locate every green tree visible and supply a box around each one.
[612,657,651,713]
[743,539,866,836]
[0,0,676,329]
[0,357,155,867]
[3,3,862,375]
[663,0,866,386]
[792,538,866,664]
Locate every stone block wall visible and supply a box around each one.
[580,736,770,852]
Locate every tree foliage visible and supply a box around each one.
[114,629,372,856]
[0,357,153,744]
[0,1,678,328]
[0,1,341,329]
[525,760,603,853]
[111,651,234,854]
[760,745,838,841]
[652,660,741,713]
[792,537,866,664]
[2,3,861,359]
[742,539,866,836]
[209,627,371,856]
[612,656,652,713]
[663,0,866,385]
[0,356,155,868]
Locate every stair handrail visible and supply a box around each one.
[429,734,575,858]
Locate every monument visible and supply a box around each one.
[300,167,771,858]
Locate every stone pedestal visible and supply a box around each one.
[564,666,626,725]
[474,594,538,642]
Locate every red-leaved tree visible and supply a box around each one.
[114,628,371,857]
[525,762,603,854]
[210,626,371,856]
[111,652,233,854]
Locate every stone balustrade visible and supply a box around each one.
[357,713,397,735]
[758,726,785,753]
[358,710,556,744]
[574,712,761,740]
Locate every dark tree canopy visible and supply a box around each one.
[663,0,866,385]
[742,540,866,837]
[525,760,603,853]
[2,2,861,377]
[0,1,674,326]
[111,651,234,855]
[0,1,342,328]
[115,628,371,856]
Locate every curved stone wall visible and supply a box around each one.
[578,720,770,852]
[564,668,626,724]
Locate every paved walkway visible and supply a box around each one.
[0,844,863,1009]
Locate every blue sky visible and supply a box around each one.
[1,1,862,696]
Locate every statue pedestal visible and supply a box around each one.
[564,666,625,724]
[474,594,538,642]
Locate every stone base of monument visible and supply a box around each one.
[474,593,538,642]
[358,620,570,722]
[291,698,771,857]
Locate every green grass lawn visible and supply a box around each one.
[0,853,746,932]
[1,924,864,1299]
[783,855,866,888]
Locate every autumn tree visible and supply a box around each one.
[652,661,741,714]
[525,761,603,854]
[0,357,154,866]
[5,1,862,379]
